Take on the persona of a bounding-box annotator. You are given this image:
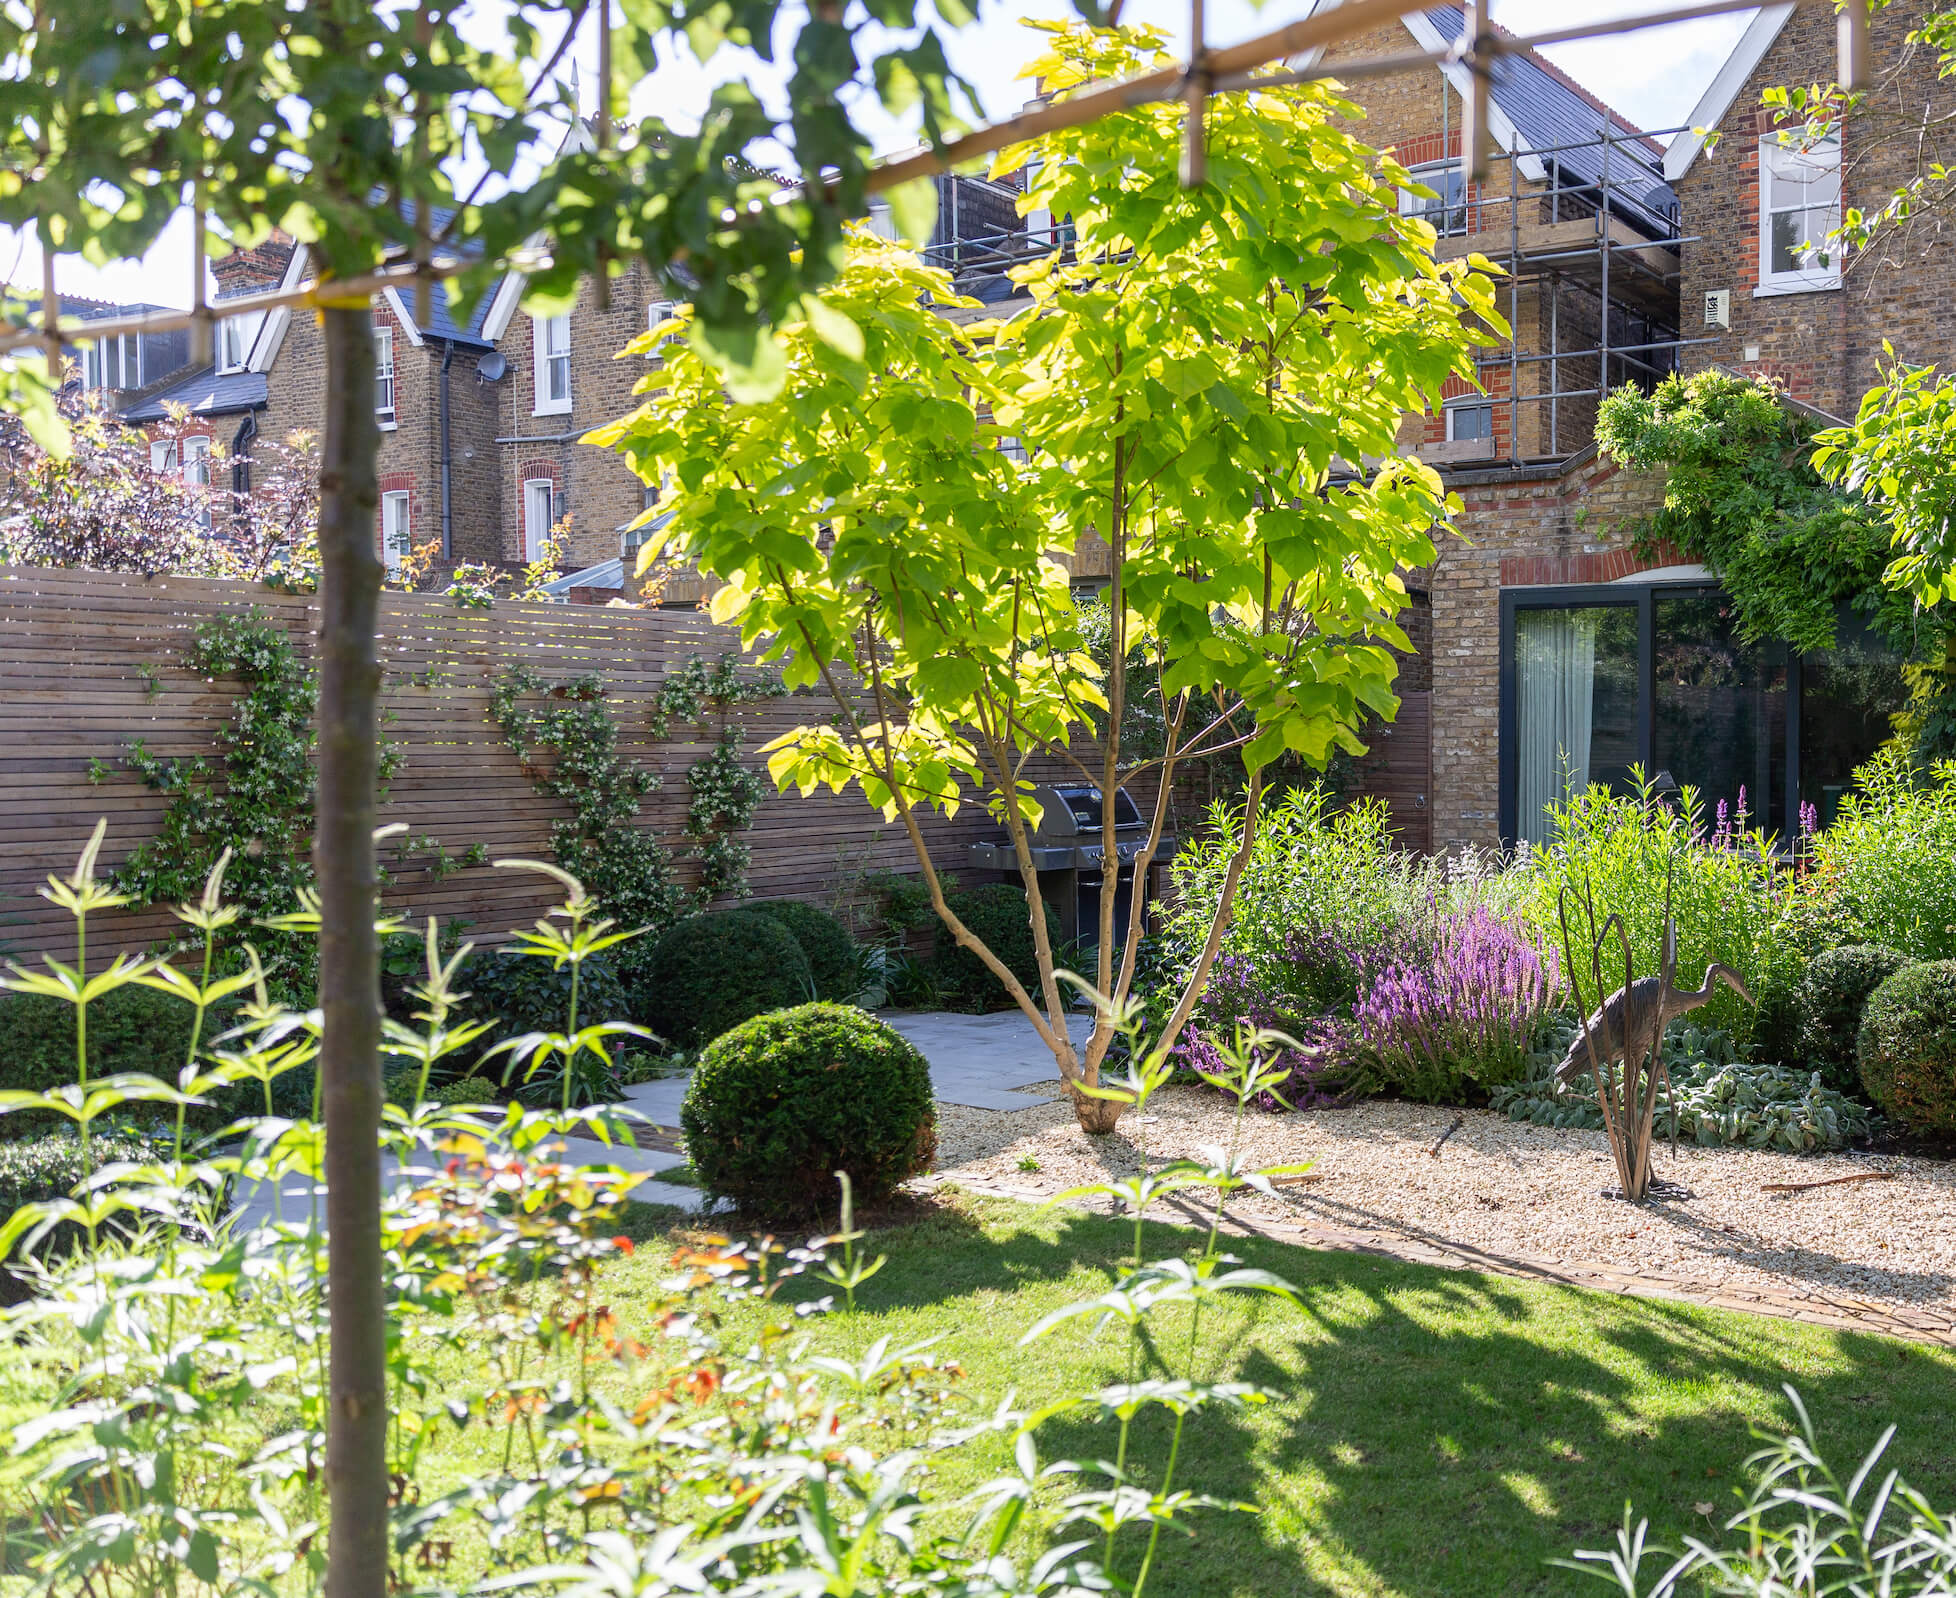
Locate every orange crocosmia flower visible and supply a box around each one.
[611,1236,634,1255]
[682,1367,721,1404]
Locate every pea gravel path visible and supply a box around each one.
[925,1084,1956,1346]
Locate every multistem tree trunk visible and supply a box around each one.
[316,304,388,1598]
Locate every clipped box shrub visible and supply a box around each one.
[933,883,1063,1011]
[1858,961,1956,1133]
[748,899,862,1001]
[680,1001,936,1217]
[1797,943,1913,1092]
[0,987,247,1134]
[639,909,813,1049]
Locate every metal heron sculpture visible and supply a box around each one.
[1553,963,1755,1085]
[1555,863,1754,1203]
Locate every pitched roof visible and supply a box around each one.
[1663,3,1798,181]
[1413,7,1678,232]
[118,365,268,422]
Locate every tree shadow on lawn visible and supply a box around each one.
[821,1199,1956,1598]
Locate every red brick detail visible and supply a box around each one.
[1498,538,1687,587]
[517,459,562,489]
[376,471,416,557]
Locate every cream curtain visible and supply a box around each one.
[1516,607,1599,845]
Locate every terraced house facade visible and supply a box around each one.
[1315,2,1951,854]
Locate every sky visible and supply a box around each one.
[0,0,1755,312]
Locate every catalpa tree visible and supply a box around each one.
[598,23,1504,1133]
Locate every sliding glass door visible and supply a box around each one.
[1511,603,1638,845]
[1500,583,1903,847]
[1652,591,1789,836]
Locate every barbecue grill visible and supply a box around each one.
[964,784,1172,941]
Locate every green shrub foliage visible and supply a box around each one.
[1519,774,1798,1047]
[680,1001,936,1216]
[1797,943,1914,1091]
[640,909,813,1048]
[461,949,634,1050]
[0,1133,155,1260]
[1809,752,1956,961]
[1494,1023,1874,1151]
[933,882,1064,1010]
[748,899,862,1000]
[0,987,245,1133]
[1858,960,1956,1132]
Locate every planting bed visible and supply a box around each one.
[931,1086,1956,1336]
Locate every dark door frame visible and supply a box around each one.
[1497,580,1806,847]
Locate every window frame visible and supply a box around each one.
[1756,132,1843,296]
[1498,580,1813,847]
[217,316,249,375]
[645,299,681,357]
[1399,159,1470,237]
[85,333,142,391]
[374,326,397,428]
[522,476,556,562]
[182,435,212,531]
[532,312,572,415]
[381,489,412,574]
[1444,399,1495,443]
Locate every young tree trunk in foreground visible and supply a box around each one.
[315,304,388,1598]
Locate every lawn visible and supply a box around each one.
[605,1188,1956,1598]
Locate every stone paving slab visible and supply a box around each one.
[921,1176,1956,1349]
[618,1011,1078,1117]
[882,1009,1081,1108]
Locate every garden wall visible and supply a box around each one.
[0,566,962,960]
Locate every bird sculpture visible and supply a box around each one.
[1553,964,1754,1083]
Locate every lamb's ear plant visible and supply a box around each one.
[1018,977,1313,1597]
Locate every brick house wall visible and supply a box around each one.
[1674,2,1956,417]
[249,275,505,566]
[1423,457,1670,850]
[497,261,667,574]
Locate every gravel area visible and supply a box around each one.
[931,1084,1956,1317]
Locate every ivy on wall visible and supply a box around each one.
[490,652,783,946]
[1597,370,1956,759]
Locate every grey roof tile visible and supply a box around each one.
[118,366,268,422]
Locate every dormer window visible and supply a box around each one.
[83,333,142,391]
[1758,133,1842,294]
[217,316,249,374]
[1400,160,1470,237]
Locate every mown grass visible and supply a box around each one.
[596,1188,1956,1598]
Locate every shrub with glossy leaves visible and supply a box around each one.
[1858,960,1956,1132]
[1797,943,1913,1092]
[748,899,862,1001]
[933,883,1064,1011]
[0,986,246,1134]
[0,1132,155,1261]
[639,909,813,1048]
[680,1002,936,1216]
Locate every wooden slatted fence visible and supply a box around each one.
[0,567,958,961]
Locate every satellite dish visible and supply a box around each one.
[476,351,507,382]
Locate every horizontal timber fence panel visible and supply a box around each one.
[0,566,987,963]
